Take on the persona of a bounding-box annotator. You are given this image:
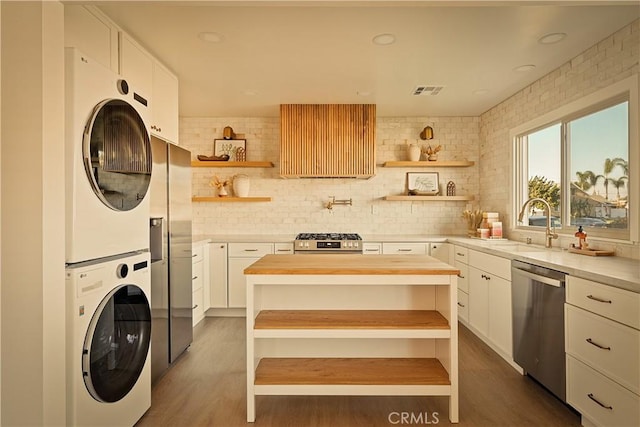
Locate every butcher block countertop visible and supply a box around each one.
[244,254,460,275]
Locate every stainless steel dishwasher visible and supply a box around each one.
[511,260,567,402]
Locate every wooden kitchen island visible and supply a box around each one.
[244,254,460,423]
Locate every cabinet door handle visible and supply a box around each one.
[457,302,465,308]
[192,276,198,280]
[457,274,465,279]
[192,304,198,310]
[586,338,611,350]
[277,249,292,252]
[481,274,491,280]
[587,294,612,304]
[456,252,465,257]
[192,254,197,258]
[220,245,225,249]
[587,393,613,410]
[244,249,259,252]
[398,249,413,252]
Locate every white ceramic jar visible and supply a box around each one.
[233,174,250,197]
[408,144,421,161]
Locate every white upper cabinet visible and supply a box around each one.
[119,32,179,144]
[151,61,179,143]
[118,32,153,105]
[64,5,118,72]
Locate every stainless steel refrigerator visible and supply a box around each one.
[149,138,193,385]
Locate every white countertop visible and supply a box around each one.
[192,234,639,293]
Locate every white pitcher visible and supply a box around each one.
[408,144,421,161]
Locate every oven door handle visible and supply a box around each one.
[512,268,563,287]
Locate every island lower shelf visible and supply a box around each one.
[255,357,450,390]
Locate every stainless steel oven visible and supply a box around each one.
[294,233,363,254]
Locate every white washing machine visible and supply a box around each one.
[65,47,152,264]
[66,251,151,426]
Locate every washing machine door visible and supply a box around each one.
[83,99,152,211]
[83,284,151,403]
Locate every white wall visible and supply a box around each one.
[182,116,480,237]
[0,2,66,425]
[480,18,639,258]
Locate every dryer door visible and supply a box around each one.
[82,284,151,403]
[83,99,152,211]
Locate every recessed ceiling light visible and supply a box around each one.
[538,32,567,45]
[372,33,396,46]
[473,89,489,95]
[514,64,536,73]
[198,32,224,43]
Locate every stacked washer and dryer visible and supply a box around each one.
[64,47,153,426]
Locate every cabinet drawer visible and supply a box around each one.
[567,355,639,427]
[274,242,294,254]
[192,260,203,292]
[382,242,428,255]
[228,243,274,257]
[457,289,469,322]
[455,261,469,293]
[566,276,639,329]
[454,246,468,264]
[468,249,510,280]
[363,242,382,255]
[192,245,204,263]
[565,304,639,394]
[192,287,204,326]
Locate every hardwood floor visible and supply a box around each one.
[136,317,581,426]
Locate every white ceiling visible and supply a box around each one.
[96,1,640,118]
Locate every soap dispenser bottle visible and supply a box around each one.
[574,226,587,249]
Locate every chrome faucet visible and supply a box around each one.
[517,197,558,248]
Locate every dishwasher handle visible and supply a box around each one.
[513,268,564,288]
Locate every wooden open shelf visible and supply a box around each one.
[255,357,450,386]
[254,310,449,330]
[382,160,474,168]
[192,196,271,202]
[191,160,274,168]
[384,195,475,201]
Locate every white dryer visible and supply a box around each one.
[66,251,151,426]
[65,47,152,264]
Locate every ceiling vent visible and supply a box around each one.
[412,85,444,96]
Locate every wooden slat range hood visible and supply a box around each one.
[280,104,376,178]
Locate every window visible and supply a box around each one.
[513,76,637,242]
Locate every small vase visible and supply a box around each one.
[218,186,228,197]
[233,174,250,197]
[408,144,421,161]
[428,154,438,161]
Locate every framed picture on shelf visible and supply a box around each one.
[407,172,439,195]
[214,139,246,161]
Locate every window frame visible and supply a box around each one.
[511,75,638,243]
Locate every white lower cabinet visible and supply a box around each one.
[430,242,452,264]
[457,288,469,322]
[567,356,639,427]
[565,276,639,426]
[468,265,489,336]
[362,242,382,255]
[192,245,205,326]
[382,242,429,255]
[209,243,228,308]
[228,243,274,308]
[466,249,513,362]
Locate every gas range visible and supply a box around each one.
[294,233,363,253]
